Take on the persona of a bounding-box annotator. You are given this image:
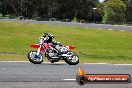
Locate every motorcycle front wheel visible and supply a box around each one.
[65,51,79,65]
[28,51,43,64]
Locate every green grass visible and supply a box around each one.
[0,21,132,63]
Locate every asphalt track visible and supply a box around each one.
[0,19,132,31]
[0,62,132,88]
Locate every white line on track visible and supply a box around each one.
[84,63,109,64]
[1,61,29,62]
[108,29,113,30]
[113,64,132,66]
[120,30,125,32]
[1,61,132,65]
[62,79,76,81]
[98,28,102,29]
[84,63,132,65]
[0,61,66,64]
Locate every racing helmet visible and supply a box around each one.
[41,33,48,38]
[42,33,54,43]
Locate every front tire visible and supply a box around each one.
[65,51,79,65]
[28,51,43,64]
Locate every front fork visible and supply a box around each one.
[37,45,41,56]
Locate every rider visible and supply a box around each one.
[40,33,62,49]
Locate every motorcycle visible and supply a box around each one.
[27,38,79,65]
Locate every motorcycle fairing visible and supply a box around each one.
[30,44,44,52]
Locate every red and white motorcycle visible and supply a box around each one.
[27,38,79,65]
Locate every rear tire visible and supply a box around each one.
[28,51,43,64]
[65,51,79,65]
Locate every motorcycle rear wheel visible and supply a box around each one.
[65,51,79,65]
[28,51,43,64]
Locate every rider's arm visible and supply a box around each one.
[52,40,62,46]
